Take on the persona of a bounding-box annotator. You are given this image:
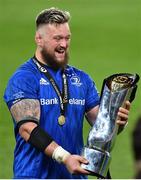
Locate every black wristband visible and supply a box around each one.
[28,126,53,152]
[15,119,39,135]
[17,119,39,129]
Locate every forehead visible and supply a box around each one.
[43,23,71,36]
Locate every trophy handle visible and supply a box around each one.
[129,85,137,102]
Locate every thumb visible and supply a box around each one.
[125,100,131,110]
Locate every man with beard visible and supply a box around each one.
[4,8,130,179]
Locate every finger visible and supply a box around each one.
[118,111,128,119]
[125,101,131,110]
[75,156,89,164]
[119,107,129,115]
[118,107,129,115]
[76,166,90,175]
[118,101,130,114]
[116,119,127,125]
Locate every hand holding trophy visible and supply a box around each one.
[81,73,140,178]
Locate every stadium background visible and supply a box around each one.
[0,0,140,178]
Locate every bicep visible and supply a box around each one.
[10,99,40,123]
[85,105,99,126]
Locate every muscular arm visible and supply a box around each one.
[10,99,58,153]
[10,99,40,140]
[10,99,40,123]
[10,99,89,174]
[85,105,99,126]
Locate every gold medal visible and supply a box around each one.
[58,115,65,125]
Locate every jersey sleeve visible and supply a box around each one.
[84,74,100,112]
[3,70,39,109]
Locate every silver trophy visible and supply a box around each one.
[81,73,139,178]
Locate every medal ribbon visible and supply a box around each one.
[32,57,68,119]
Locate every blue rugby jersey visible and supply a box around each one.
[4,58,100,179]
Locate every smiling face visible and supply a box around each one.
[35,23,71,69]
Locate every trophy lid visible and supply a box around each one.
[106,73,139,92]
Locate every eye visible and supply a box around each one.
[54,36,62,41]
[65,36,71,41]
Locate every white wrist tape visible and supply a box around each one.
[52,146,71,163]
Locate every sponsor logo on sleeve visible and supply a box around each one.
[13,91,24,99]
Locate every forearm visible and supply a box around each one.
[10,99,70,163]
[19,122,70,164]
[44,141,59,157]
[22,125,59,158]
[85,105,99,126]
[10,99,89,174]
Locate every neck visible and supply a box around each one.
[35,50,47,66]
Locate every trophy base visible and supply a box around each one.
[81,146,111,178]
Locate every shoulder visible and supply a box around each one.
[9,58,39,83]
[4,59,39,104]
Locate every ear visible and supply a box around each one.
[35,31,43,46]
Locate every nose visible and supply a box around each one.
[60,39,68,48]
